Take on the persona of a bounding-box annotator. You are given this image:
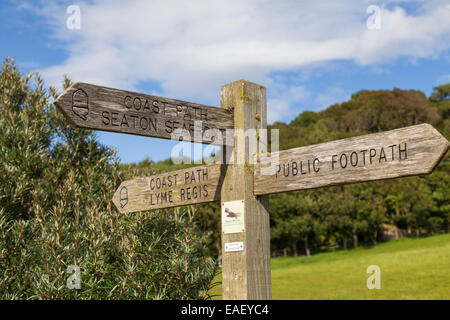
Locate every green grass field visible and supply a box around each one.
[210,234,450,299]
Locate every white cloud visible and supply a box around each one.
[356,4,450,64]
[22,0,450,123]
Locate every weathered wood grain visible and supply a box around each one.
[254,123,449,196]
[112,164,224,213]
[54,82,234,146]
[220,80,271,300]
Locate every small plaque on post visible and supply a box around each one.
[225,242,244,252]
[222,200,245,234]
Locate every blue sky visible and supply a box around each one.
[2,0,450,164]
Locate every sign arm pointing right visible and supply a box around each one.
[254,123,449,196]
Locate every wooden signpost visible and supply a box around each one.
[56,79,449,301]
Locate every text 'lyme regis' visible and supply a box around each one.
[149,167,210,205]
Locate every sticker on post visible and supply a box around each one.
[222,200,245,234]
[225,242,244,252]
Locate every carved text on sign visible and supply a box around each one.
[112,164,224,213]
[255,124,449,195]
[55,82,234,145]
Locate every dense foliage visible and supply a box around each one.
[0,59,217,299]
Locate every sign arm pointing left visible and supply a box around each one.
[112,164,224,213]
[54,82,234,146]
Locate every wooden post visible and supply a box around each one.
[220,80,271,300]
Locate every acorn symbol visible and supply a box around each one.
[119,186,128,208]
[72,88,89,120]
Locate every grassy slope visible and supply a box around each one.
[211,234,450,300]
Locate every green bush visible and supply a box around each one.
[0,58,217,299]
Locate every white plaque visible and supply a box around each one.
[225,242,244,252]
[222,200,245,234]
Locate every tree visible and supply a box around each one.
[430,83,450,102]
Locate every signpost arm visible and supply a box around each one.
[220,80,271,300]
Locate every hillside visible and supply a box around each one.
[270,87,447,150]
